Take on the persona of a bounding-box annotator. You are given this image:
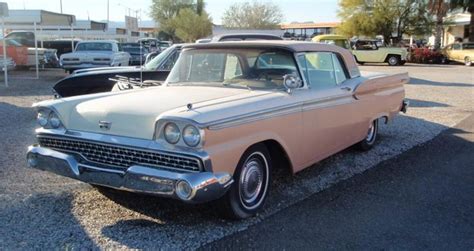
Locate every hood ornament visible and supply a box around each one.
[187,103,193,110]
[99,120,112,130]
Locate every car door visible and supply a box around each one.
[352,41,380,62]
[444,44,453,60]
[297,52,361,165]
[451,43,462,61]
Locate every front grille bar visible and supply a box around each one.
[37,135,202,172]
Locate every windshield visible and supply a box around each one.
[159,42,170,48]
[1,39,22,46]
[166,48,299,90]
[76,42,112,51]
[463,43,474,49]
[144,46,175,70]
[320,39,350,49]
[123,47,148,54]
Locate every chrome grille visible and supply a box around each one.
[37,135,201,172]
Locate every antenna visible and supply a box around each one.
[139,40,143,83]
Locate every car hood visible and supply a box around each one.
[72,66,139,75]
[61,51,114,59]
[49,85,275,139]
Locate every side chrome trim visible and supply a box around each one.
[201,93,353,130]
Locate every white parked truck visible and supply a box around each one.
[60,40,130,73]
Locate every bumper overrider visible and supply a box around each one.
[26,134,233,203]
[401,99,409,113]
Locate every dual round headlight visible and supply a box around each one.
[164,122,180,144]
[37,109,62,129]
[163,123,201,147]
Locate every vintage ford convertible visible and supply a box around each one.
[27,41,409,219]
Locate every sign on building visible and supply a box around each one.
[125,15,138,32]
[0,2,8,17]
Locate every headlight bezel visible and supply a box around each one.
[37,110,49,127]
[155,119,205,148]
[36,107,64,129]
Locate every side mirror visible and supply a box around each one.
[283,74,302,93]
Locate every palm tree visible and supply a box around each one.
[428,0,449,50]
[450,0,474,42]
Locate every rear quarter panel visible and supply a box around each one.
[355,72,408,123]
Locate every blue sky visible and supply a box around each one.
[4,0,340,24]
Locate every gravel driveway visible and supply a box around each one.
[0,64,472,249]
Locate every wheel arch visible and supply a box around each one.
[370,113,390,126]
[384,54,401,62]
[243,139,294,175]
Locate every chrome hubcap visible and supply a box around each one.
[366,123,375,142]
[241,160,263,204]
[239,152,268,210]
[389,57,397,65]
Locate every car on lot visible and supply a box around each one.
[4,31,61,67]
[53,44,182,98]
[442,42,474,66]
[121,43,149,65]
[138,38,159,52]
[60,40,130,73]
[0,38,58,68]
[210,33,283,42]
[28,41,409,219]
[313,35,408,66]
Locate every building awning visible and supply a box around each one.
[4,10,75,26]
[75,20,107,30]
[281,22,340,30]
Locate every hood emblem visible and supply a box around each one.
[99,120,112,130]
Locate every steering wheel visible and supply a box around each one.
[257,70,286,81]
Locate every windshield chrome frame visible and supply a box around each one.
[164,48,308,91]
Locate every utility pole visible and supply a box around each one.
[107,0,110,25]
[59,0,62,13]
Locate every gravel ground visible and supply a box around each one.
[0,64,472,249]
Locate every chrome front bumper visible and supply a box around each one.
[27,145,233,203]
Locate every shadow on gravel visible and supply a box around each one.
[409,77,472,88]
[0,193,98,249]
[406,98,450,108]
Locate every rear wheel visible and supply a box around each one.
[357,120,379,151]
[218,144,271,219]
[387,55,400,66]
[465,57,472,66]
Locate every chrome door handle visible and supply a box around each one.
[340,86,352,91]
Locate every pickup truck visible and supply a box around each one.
[60,40,130,73]
[313,35,408,66]
[28,41,409,219]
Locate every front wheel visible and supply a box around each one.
[465,57,472,66]
[387,55,400,66]
[218,144,271,219]
[357,119,379,151]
